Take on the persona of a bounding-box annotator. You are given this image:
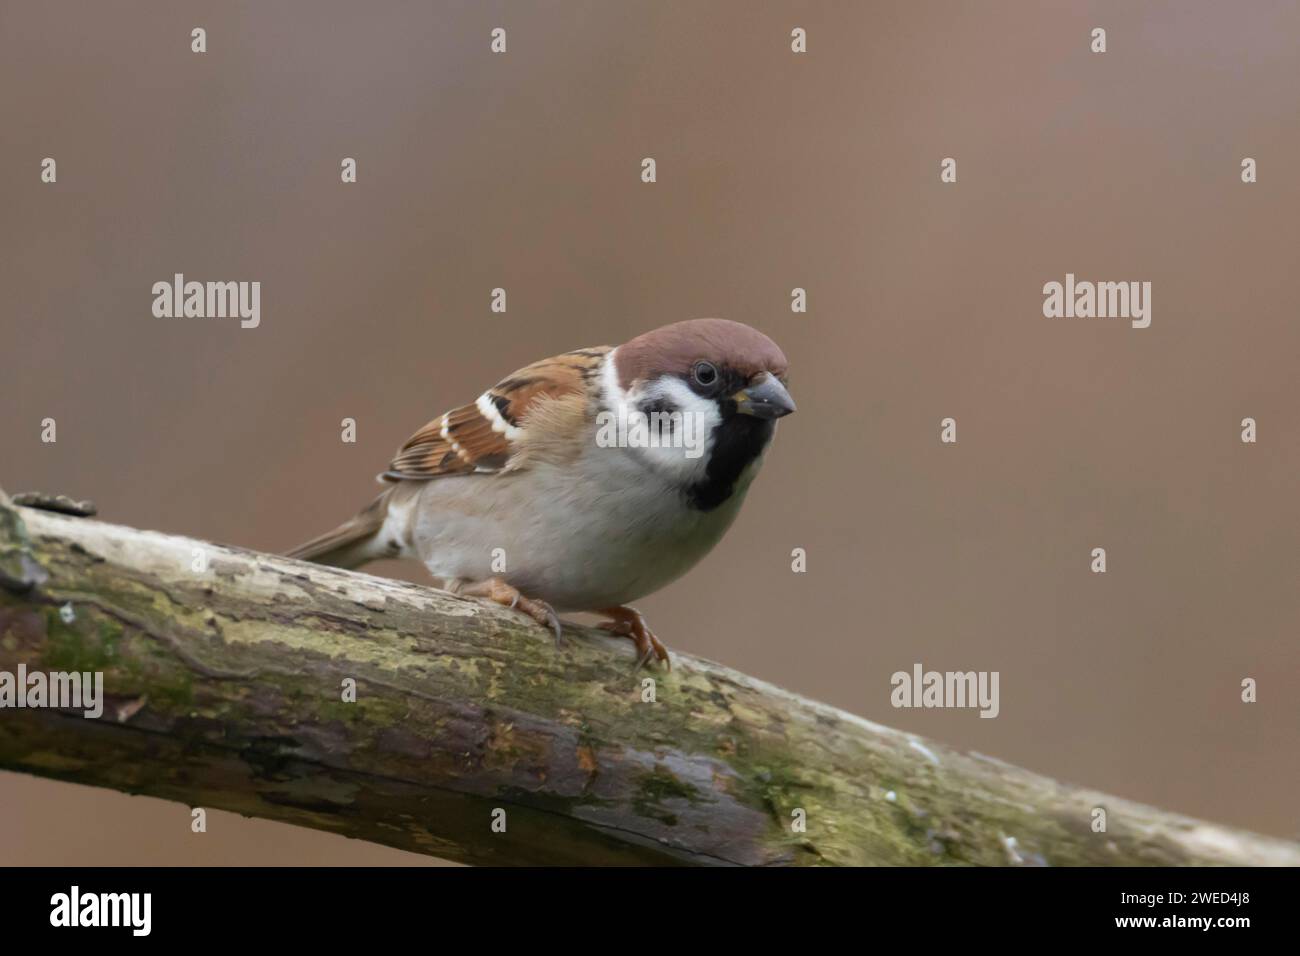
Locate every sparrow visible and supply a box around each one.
[286,318,795,668]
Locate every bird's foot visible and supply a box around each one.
[598,606,670,671]
[461,578,563,647]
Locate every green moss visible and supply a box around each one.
[313,691,409,728]
[632,766,705,825]
[142,668,195,710]
[41,608,120,673]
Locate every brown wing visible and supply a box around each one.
[381,347,611,481]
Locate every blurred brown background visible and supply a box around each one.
[2,1,1297,864]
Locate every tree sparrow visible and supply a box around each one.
[287,318,795,668]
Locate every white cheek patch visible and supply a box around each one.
[597,352,720,484]
[644,377,719,455]
[624,377,719,483]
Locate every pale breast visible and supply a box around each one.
[407,443,757,611]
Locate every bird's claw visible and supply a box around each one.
[542,606,563,647]
[514,595,563,648]
[462,578,562,649]
[598,609,671,671]
[634,645,657,672]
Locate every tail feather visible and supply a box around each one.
[286,491,391,569]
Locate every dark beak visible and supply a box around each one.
[732,371,796,419]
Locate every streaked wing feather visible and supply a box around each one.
[381,346,610,481]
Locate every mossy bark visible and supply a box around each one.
[0,498,1295,866]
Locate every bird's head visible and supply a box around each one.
[602,318,794,509]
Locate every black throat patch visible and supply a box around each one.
[686,415,775,511]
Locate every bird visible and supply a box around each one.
[286,317,795,669]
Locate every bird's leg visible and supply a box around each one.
[460,577,562,647]
[597,606,670,671]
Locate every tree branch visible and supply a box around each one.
[0,495,1295,866]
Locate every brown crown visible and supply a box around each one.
[613,318,788,389]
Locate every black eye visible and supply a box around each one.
[692,361,718,387]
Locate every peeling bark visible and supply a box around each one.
[0,496,1296,866]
